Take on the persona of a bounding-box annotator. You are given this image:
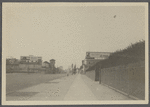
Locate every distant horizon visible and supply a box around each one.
[5,39,145,68]
[3,3,146,69]
[6,39,144,59]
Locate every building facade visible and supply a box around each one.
[49,59,56,74]
[44,59,56,74]
[20,55,42,63]
[19,55,42,72]
[6,58,20,73]
[42,61,50,68]
[83,52,111,72]
[6,55,43,73]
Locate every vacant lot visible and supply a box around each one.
[6,73,66,94]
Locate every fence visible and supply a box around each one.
[85,70,95,81]
[86,66,100,81]
[101,61,145,100]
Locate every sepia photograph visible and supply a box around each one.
[2,2,149,105]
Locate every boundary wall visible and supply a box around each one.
[101,61,145,100]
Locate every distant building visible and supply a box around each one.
[6,58,20,72]
[20,55,42,64]
[19,55,42,72]
[50,59,55,67]
[42,61,50,68]
[6,55,43,73]
[83,52,111,72]
[45,59,56,74]
[49,59,56,74]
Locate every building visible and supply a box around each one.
[19,55,42,72]
[50,59,55,67]
[20,55,42,63]
[83,52,111,72]
[6,58,20,73]
[42,61,50,68]
[49,59,56,73]
[6,55,43,73]
[45,59,56,74]
[57,66,63,73]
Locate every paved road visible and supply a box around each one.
[6,73,66,94]
[6,74,76,101]
[64,74,97,101]
[6,74,132,101]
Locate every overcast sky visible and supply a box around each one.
[3,3,146,69]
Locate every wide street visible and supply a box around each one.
[6,73,66,94]
[6,73,133,101]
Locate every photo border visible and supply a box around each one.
[1,2,149,106]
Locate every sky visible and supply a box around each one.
[3,3,146,69]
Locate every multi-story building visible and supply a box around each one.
[20,55,42,63]
[6,55,43,73]
[19,55,42,72]
[83,52,111,72]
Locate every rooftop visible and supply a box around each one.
[44,61,50,64]
[50,59,55,61]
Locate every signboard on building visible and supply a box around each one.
[86,52,111,59]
